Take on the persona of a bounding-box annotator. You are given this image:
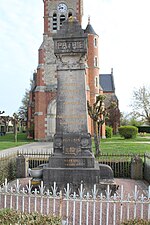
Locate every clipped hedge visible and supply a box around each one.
[105,126,113,138]
[121,219,150,225]
[118,126,138,139]
[0,209,61,225]
[137,126,150,133]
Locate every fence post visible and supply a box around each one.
[16,155,28,178]
[144,154,150,183]
[131,155,143,179]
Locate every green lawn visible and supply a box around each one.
[93,134,150,155]
[100,142,150,154]
[0,133,33,151]
[0,133,150,155]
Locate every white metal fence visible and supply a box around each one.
[0,179,149,225]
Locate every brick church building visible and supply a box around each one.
[27,0,119,141]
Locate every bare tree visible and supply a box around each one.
[87,95,106,156]
[12,113,19,142]
[131,86,150,125]
[18,89,30,130]
[0,111,5,115]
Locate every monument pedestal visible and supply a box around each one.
[48,154,95,168]
[43,161,117,194]
[44,134,117,193]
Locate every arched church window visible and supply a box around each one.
[53,13,57,30]
[60,15,66,27]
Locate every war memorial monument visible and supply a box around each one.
[41,18,116,193]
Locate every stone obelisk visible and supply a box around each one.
[43,18,116,192]
[53,18,92,157]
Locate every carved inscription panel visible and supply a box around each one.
[56,69,88,133]
[63,137,81,155]
[55,40,86,53]
[64,158,85,167]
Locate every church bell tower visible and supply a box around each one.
[28,1,84,140]
[43,0,83,36]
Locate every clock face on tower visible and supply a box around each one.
[57,3,68,12]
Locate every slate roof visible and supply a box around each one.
[99,74,115,93]
[84,23,97,35]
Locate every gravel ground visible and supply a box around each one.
[0,142,53,156]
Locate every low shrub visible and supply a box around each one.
[121,219,150,225]
[105,126,112,138]
[118,126,138,139]
[0,159,16,185]
[0,209,61,225]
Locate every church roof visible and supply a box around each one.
[84,17,97,35]
[99,73,115,93]
[84,23,97,35]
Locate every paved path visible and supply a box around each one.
[115,178,149,196]
[0,142,53,156]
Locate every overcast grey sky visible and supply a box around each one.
[0,0,150,115]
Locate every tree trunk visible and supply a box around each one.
[98,122,101,147]
[14,120,17,143]
[93,120,100,156]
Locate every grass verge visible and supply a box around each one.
[0,133,150,155]
[0,133,33,151]
[93,134,150,155]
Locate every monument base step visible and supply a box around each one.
[43,166,117,194]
